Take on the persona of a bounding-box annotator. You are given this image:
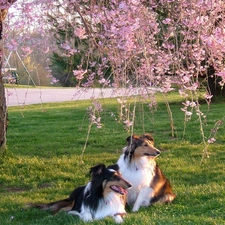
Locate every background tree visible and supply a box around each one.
[49,16,88,87]
[0,0,17,153]
[47,5,111,87]
[34,0,225,98]
[1,0,225,153]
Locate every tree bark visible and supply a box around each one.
[0,70,8,154]
[207,66,225,100]
[0,8,9,154]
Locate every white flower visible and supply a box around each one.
[185,111,192,116]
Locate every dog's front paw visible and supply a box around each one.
[114,212,126,223]
[114,216,123,223]
[82,212,93,222]
[132,205,140,212]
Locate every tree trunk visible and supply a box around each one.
[0,71,7,154]
[0,9,8,154]
[207,66,225,100]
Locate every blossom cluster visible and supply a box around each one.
[4,0,225,146]
[86,100,103,128]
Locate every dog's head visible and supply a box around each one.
[124,134,161,161]
[90,164,132,196]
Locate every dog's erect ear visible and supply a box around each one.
[141,133,154,143]
[125,135,139,156]
[107,164,119,172]
[90,164,106,176]
[126,135,132,143]
[126,135,139,144]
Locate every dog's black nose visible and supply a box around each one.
[127,183,132,188]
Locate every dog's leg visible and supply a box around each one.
[27,199,74,214]
[70,210,93,222]
[68,210,93,222]
[132,187,154,212]
[114,213,126,224]
[114,215,123,224]
[157,193,176,203]
[68,210,81,217]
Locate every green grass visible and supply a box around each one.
[0,93,225,225]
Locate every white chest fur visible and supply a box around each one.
[69,190,126,223]
[117,155,156,209]
[94,192,126,220]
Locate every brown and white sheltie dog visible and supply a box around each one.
[117,134,176,212]
[29,164,132,223]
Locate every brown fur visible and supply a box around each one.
[28,199,75,214]
[102,170,131,199]
[132,134,176,204]
[118,134,176,211]
[150,165,176,203]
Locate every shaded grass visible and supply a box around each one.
[0,93,225,224]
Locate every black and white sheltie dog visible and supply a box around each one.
[117,134,176,212]
[29,164,132,223]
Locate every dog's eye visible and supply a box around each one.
[112,174,120,179]
[144,143,148,147]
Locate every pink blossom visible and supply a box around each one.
[7,91,13,97]
[117,98,126,104]
[124,120,133,127]
[179,90,188,98]
[4,0,225,146]
[73,69,87,80]
[204,93,213,100]
[60,42,71,51]
[185,111,193,116]
[98,78,110,86]
[217,69,225,79]
[74,28,87,39]
[92,100,103,112]
[207,138,216,144]
[21,46,33,56]
[162,18,171,24]
[50,77,59,84]
[43,47,49,54]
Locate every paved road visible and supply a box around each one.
[5,87,151,107]
[5,87,159,107]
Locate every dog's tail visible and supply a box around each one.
[27,198,74,214]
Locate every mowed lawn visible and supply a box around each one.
[0,93,225,225]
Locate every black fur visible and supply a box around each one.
[29,164,127,216]
[83,164,108,213]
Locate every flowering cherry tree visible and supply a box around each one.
[1,0,225,156]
